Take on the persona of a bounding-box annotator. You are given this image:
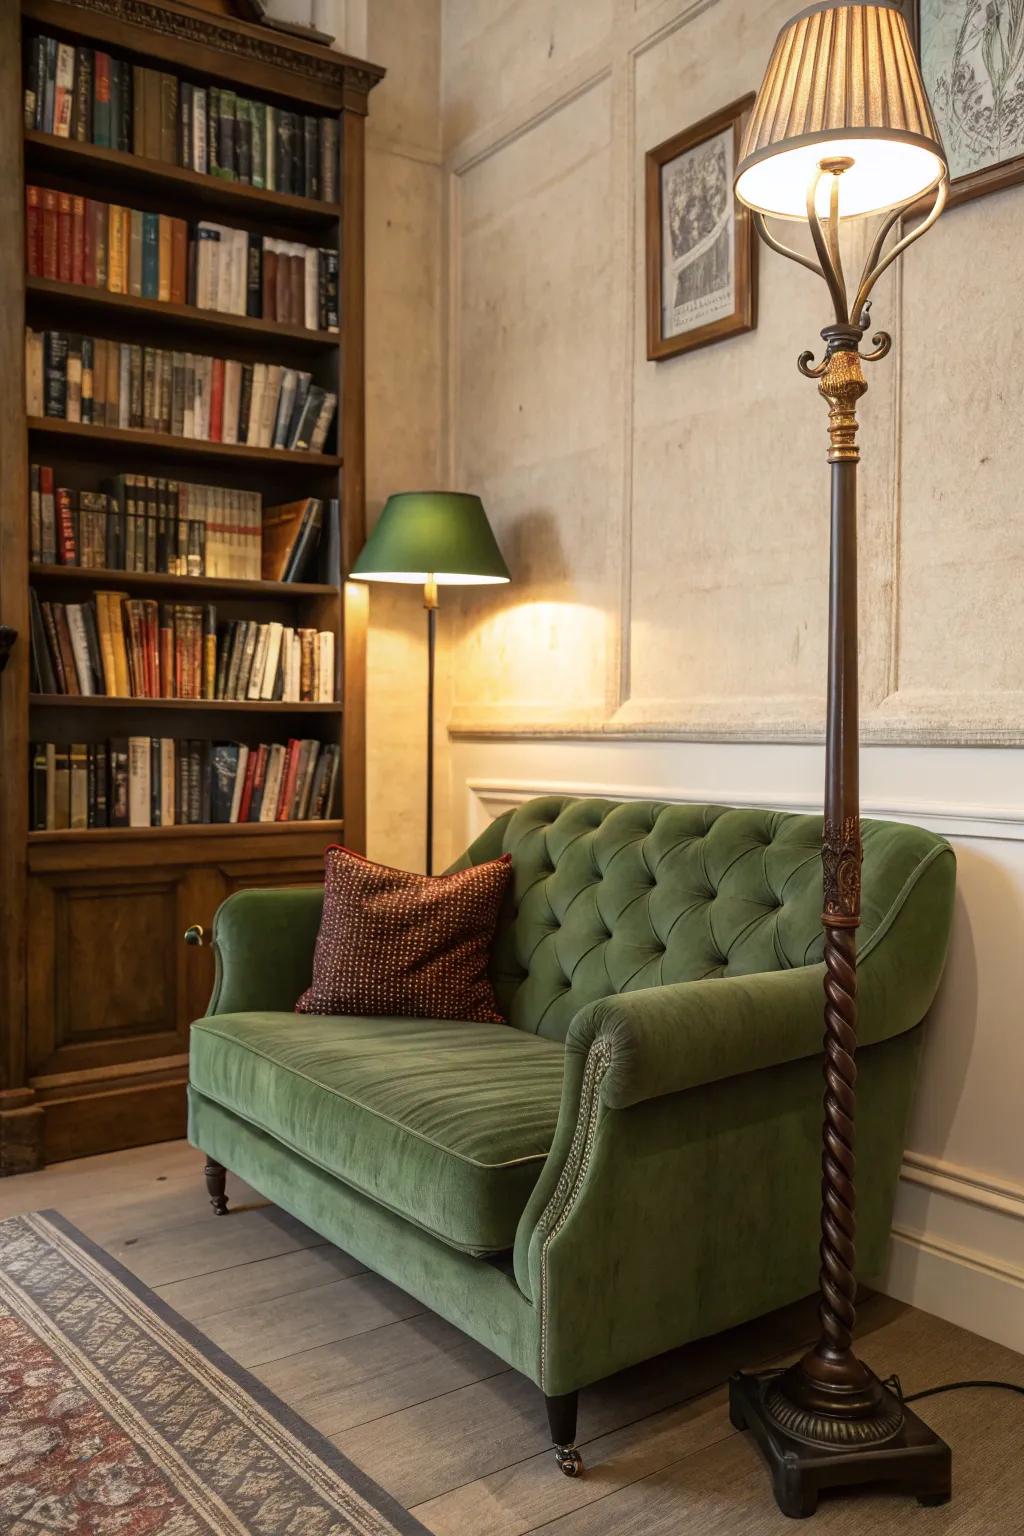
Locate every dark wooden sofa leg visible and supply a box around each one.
[545,1390,583,1477]
[204,1158,229,1216]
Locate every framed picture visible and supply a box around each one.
[645,94,757,362]
[910,0,1024,207]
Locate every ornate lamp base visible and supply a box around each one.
[729,1369,951,1519]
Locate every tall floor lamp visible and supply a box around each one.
[351,492,510,873]
[727,1,950,1519]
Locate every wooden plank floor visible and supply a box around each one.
[3,1139,1023,1535]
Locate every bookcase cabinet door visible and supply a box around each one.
[23,829,333,1163]
[28,864,189,1079]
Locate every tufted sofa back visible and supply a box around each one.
[455,797,952,1042]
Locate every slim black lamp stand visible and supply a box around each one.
[349,491,511,876]
[424,575,438,874]
[729,2,953,1518]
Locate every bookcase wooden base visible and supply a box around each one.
[0,1091,46,1175]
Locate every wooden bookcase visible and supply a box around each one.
[0,0,383,1171]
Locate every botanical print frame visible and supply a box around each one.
[645,94,757,361]
[910,0,1024,207]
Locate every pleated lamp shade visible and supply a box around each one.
[735,0,946,220]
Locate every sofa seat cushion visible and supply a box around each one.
[189,1012,565,1255]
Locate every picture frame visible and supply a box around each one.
[908,0,1024,209]
[645,94,757,362]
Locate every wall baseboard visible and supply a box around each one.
[884,1153,1024,1356]
[883,1227,1024,1358]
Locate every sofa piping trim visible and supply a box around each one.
[535,1039,612,1392]
[189,1085,526,1260]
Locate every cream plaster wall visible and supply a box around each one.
[329,0,446,871]
[435,0,1024,1352]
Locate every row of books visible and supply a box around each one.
[31,592,336,704]
[25,330,338,451]
[30,737,340,830]
[25,35,339,201]
[26,188,339,331]
[29,465,331,586]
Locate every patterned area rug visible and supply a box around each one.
[0,1211,429,1536]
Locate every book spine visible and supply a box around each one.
[170,218,187,305]
[42,37,57,136]
[118,58,133,152]
[56,192,72,282]
[180,81,193,170]
[108,740,129,826]
[25,329,42,418]
[320,117,338,203]
[73,48,93,142]
[128,737,151,827]
[309,391,338,453]
[158,215,172,302]
[93,51,111,146]
[40,466,56,563]
[43,330,68,418]
[236,97,252,184]
[216,88,236,180]
[251,104,266,189]
[65,336,81,421]
[203,603,217,700]
[24,40,40,133]
[159,72,179,164]
[80,335,94,424]
[53,42,75,138]
[304,116,319,199]
[25,187,41,277]
[29,463,41,563]
[41,189,58,279]
[193,87,208,175]
[70,196,85,284]
[246,232,262,318]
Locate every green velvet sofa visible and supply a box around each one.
[187,797,955,1475]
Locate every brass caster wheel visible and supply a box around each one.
[555,1446,583,1478]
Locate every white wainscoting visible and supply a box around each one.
[448,736,1024,1355]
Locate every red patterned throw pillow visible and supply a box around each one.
[296,847,513,1022]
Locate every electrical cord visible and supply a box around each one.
[901,1378,1024,1406]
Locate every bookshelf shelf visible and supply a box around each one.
[30,694,343,713]
[27,417,342,469]
[29,564,339,599]
[26,278,340,355]
[25,131,341,232]
[28,819,344,846]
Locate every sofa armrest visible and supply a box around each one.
[566,962,828,1110]
[206,886,324,1016]
[565,838,955,1110]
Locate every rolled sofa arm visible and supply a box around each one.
[567,961,828,1110]
[565,839,956,1111]
[206,886,324,1015]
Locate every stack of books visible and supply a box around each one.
[25,329,338,451]
[29,466,281,579]
[25,188,339,332]
[24,34,339,200]
[30,591,336,703]
[30,736,340,829]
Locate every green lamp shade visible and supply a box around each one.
[350,491,511,586]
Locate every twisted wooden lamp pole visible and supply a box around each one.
[726,2,954,1515]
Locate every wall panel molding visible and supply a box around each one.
[466,775,1024,844]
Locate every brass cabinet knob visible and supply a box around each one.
[184,924,205,947]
